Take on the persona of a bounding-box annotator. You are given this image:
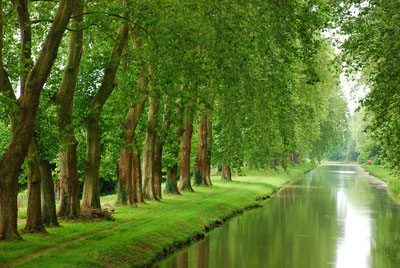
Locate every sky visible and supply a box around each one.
[322,26,368,115]
[340,72,368,114]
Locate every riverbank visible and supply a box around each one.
[362,164,400,199]
[0,163,314,268]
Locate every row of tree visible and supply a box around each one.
[0,0,347,240]
[335,1,399,168]
[327,108,380,164]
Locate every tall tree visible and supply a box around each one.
[194,113,210,186]
[178,108,195,192]
[117,95,147,205]
[164,120,184,195]
[142,94,160,200]
[82,18,129,210]
[56,2,84,219]
[0,0,76,240]
[205,110,213,185]
[153,104,172,199]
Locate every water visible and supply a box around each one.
[155,165,400,268]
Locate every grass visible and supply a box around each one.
[1,163,314,268]
[16,194,117,220]
[362,164,400,199]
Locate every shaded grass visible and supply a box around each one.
[1,163,313,268]
[362,164,400,198]
[17,194,117,220]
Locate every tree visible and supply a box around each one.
[0,0,76,240]
[56,2,84,219]
[81,14,130,210]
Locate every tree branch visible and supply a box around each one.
[12,0,33,97]
[0,1,18,120]
[70,11,157,45]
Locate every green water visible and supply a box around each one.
[155,165,400,268]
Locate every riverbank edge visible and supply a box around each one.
[361,164,400,200]
[148,164,316,268]
[5,164,316,268]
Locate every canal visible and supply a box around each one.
[156,164,400,268]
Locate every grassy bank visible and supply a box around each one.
[362,164,400,199]
[1,164,313,268]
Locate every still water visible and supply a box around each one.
[155,165,400,268]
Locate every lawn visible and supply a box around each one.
[1,163,313,268]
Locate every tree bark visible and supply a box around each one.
[153,104,172,199]
[39,160,59,227]
[117,147,132,205]
[57,134,80,218]
[165,164,180,195]
[221,164,232,181]
[0,0,75,241]
[165,126,184,195]
[132,140,144,204]
[153,138,163,199]
[179,111,195,192]
[56,3,84,218]
[24,140,46,233]
[117,95,147,205]
[142,95,160,200]
[82,114,102,209]
[12,0,32,97]
[194,113,209,186]
[82,20,129,210]
[205,110,213,185]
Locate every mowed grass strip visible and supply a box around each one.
[0,164,313,268]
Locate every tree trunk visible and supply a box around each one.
[0,0,75,240]
[142,96,160,200]
[194,113,209,186]
[39,160,59,227]
[153,104,172,199]
[179,112,195,192]
[57,135,80,218]
[117,95,147,205]
[293,153,299,164]
[82,20,129,210]
[24,140,46,233]
[13,0,32,97]
[82,115,102,209]
[165,163,180,195]
[55,2,83,219]
[164,113,185,195]
[117,146,132,205]
[132,140,144,204]
[221,164,232,181]
[205,110,213,185]
[153,138,163,199]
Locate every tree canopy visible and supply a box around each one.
[0,0,348,240]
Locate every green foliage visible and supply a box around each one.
[339,0,400,173]
[1,0,348,197]
[351,109,380,164]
